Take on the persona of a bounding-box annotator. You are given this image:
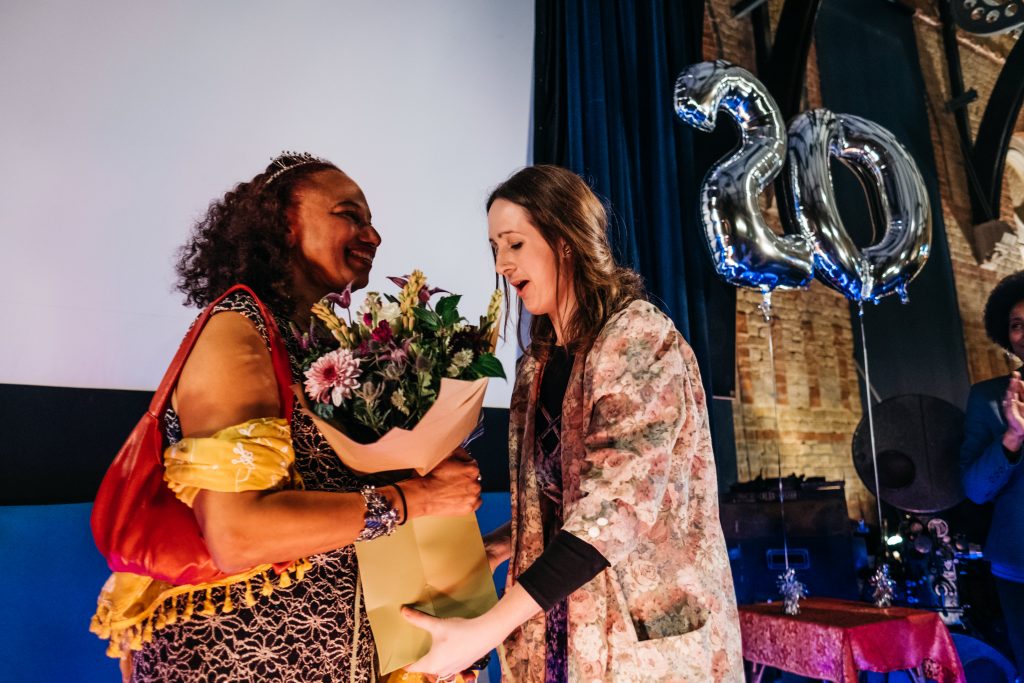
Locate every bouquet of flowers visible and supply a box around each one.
[299,270,504,443]
[292,271,504,674]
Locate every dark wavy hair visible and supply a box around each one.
[175,155,340,315]
[984,270,1024,350]
[487,165,645,358]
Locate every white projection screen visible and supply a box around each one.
[0,0,533,408]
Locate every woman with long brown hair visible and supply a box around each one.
[404,165,743,682]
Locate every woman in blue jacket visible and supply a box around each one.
[961,270,1024,680]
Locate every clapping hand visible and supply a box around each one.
[1002,371,1024,451]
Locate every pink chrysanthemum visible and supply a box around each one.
[304,349,362,406]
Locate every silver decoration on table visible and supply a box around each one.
[777,567,807,616]
[785,109,931,304]
[870,563,897,608]
[675,61,814,292]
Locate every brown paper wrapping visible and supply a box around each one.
[293,377,498,674]
[293,378,489,476]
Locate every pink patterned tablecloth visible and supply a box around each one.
[739,598,966,683]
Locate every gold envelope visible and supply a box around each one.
[292,377,497,675]
[355,513,498,674]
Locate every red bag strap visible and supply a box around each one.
[146,284,295,423]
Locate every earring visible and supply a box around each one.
[563,246,571,256]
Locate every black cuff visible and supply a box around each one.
[1003,443,1023,465]
[517,531,609,612]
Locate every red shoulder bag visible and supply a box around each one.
[91,285,296,585]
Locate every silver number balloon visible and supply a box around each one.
[786,109,931,303]
[675,61,814,291]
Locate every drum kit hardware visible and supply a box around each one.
[725,391,1016,677]
[850,394,1007,654]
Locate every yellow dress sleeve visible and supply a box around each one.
[93,417,309,665]
[163,417,294,506]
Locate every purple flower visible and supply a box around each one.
[418,285,450,303]
[371,320,393,344]
[388,345,409,365]
[288,322,307,351]
[363,312,374,327]
[388,275,448,302]
[415,353,433,373]
[387,275,409,288]
[324,284,353,310]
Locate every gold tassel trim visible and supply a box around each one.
[222,585,234,614]
[165,596,178,625]
[91,558,310,659]
[182,591,195,620]
[200,588,216,616]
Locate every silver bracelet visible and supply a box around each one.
[356,485,399,542]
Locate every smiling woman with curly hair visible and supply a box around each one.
[175,155,336,315]
[91,153,483,682]
[962,270,1024,680]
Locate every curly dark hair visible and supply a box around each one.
[984,270,1024,350]
[175,154,340,315]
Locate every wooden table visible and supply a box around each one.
[739,598,966,683]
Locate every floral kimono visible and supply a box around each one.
[502,300,744,682]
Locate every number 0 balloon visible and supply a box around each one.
[786,109,931,304]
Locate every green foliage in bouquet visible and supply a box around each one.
[298,270,504,442]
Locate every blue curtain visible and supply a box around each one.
[533,0,737,488]
[535,0,704,340]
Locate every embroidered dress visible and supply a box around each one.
[534,347,573,683]
[130,291,377,682]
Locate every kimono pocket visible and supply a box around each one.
[631,605,709,643]
[614,618,712,683]
[629,615,714,681]
[607,583,715,679]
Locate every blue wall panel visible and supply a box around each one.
[0,494,512,682]
[0,504,119,682]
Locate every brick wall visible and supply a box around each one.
[702,0,1024,521]
[911,7,1024,386]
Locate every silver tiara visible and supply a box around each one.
[263,151,332,186]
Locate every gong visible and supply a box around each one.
[852,394,966,513]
